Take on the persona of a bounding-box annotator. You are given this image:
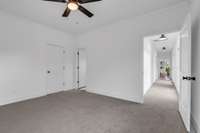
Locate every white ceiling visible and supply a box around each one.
[151,32,180,53]
[0,0,186,34]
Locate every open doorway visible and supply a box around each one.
[143,32,180,95]
[143,25,192,132]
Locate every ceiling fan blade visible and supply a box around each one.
[62,7,71,17]
[78,0,102,4]
[78,5,94,17]
[43,0,66,3]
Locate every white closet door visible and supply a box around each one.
[46,44,65,94]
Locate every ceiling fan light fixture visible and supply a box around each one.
[43,0,101,18]
[68,2,78,11]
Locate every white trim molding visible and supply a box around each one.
[191,115,200,133]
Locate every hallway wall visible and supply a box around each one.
[143,37,157,95]
[191,0,200,132]
[171,35,181,93]
[143,38,153,95]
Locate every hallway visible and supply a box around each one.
[145,80,179,110]
[0,80,187,133]
[144,79,187,133]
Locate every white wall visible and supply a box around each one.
[77,2,189,103]
[152,49,158,82]
[143,39,152,95]
[0,11,75,106]
[143,38,157,95]
[171,35,181,93]
[191,0,200,132]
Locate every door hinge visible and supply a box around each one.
[77,81,80,83]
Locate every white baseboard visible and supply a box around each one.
[0,87,76,106]
[191,115,200,133]
[0,88,76,106]
[86,89,143,104]
[0,93,46,106]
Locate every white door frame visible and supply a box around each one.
[179,14,192,132]
[76,48,87,89]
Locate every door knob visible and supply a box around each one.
[183,76,189,80]
[47,70,51,74]
[190,77,196,81]
[183,76,196,81]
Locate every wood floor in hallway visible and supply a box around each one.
[0,80,187,133]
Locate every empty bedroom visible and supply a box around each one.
[0,0,200,133]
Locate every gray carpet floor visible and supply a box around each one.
[0,80,187,133]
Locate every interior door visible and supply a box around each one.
[77,48,87,89]
[46,44,65,94]
[179,14,191,132]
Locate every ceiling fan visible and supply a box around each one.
[43,0,102,18]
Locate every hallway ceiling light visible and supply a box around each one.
[159,34,168,41]
[154,34,168,42]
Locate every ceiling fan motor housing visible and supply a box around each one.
[43,0,102,17]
